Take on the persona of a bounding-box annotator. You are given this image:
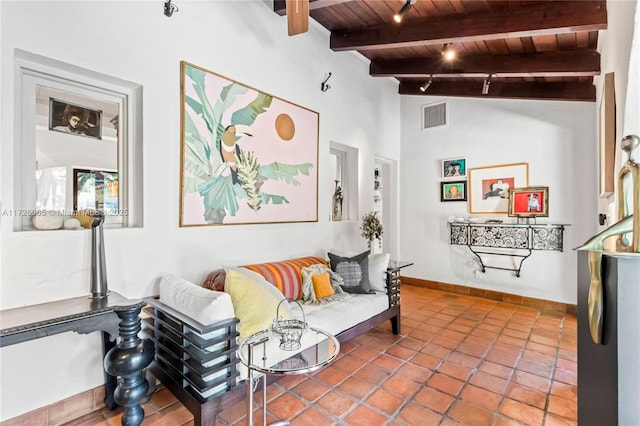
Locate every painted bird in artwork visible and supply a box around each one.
[219,124,253,184]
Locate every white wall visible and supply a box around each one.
[399,96,597,304]
[0,1,400,419]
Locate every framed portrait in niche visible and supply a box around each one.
[49,98,102,139]
[508,186,549,217]
[180,61,319,226]
[441,180,467,202]
[468,163,529,214]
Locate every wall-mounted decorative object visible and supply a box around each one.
[373,168,382,213]
[469,163,529,214]
[508,186,549,217]
[179,61,319,226]
[49,98,102,139]
[441,157,466,179]
[440,180,467,202]
[599,72,616,198]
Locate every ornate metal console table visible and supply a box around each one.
[0,292,153,426]
[449,222,567,277]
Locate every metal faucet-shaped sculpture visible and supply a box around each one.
[575,134,639,344]
[90,213,109,299]
[616,134,639,251]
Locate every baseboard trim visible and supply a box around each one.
[402,276,576,316]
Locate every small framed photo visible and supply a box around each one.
[441,158,467,179]
[49,98,102,139]
[441,180,467,202]
[508,186,549,217]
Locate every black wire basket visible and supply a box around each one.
[271,299,307,351]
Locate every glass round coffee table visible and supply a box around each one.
[239,327,340,426]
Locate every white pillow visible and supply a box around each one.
[159,274,235,325]
[368,253,391,293]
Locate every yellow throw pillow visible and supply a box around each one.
[312,272,335,299]
[224,269,291,339]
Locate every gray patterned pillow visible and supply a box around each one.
[328,250,373,294]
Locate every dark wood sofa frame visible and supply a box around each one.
[141,268,402,425]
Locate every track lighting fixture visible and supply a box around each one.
[482,74,493,95]
[442,43,455,61]
[164,0,178,17]
[419,75,434,93]
[393,0,417,23]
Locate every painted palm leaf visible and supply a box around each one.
[261,193,290,205]
[231,93,273,128]
[198,174,239,217]
[259,162,313,186]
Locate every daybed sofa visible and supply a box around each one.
[142,253,402,425]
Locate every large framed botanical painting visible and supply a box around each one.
[180,61,319,226]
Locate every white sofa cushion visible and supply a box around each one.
[300,292,389,336]
[159,274,235,325]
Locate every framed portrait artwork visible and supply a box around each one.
[440,180,467,202]
[180,61,319,226]
[468,163,529,214]
[508,186,549,217]
[49,98,102,139]
[441,158,467,179]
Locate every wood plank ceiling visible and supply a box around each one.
[274,0,607,101]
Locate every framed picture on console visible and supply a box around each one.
[508,186,549,217]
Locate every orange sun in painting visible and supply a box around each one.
[275,113,295,141]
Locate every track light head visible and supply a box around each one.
[482,74,494,95]
[442,43,455,61]
[393,0,416,23]
[419,75,434,92]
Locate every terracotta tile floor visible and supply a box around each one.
[66,285,577,426]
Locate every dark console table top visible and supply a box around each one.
[0,291,140,347]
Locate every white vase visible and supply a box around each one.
[369,238,383,254]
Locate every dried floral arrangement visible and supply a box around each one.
[360,211,383,241]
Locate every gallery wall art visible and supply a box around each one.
[179,61,319,226]
[469,163,529,214]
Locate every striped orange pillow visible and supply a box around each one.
[242,256,328,300]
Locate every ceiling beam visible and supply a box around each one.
[331,1,607,51]
[273,0,353,16]
[370,51,601,78]
[398,81,596,102]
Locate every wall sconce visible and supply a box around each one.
[442,43,455,61]
[482,74,493,95]
[419,75,434,92]
[164,0,179,17]
[393,0,417,23]
[321,73,332,92]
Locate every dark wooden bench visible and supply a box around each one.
[141,270,401,425]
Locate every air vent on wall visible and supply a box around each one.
[421,102,447,130]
